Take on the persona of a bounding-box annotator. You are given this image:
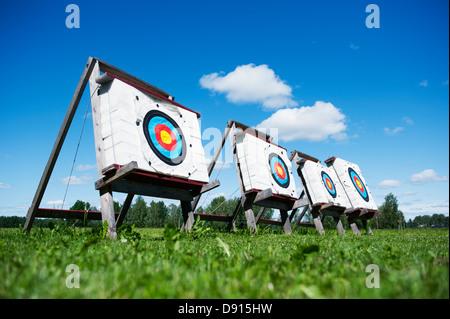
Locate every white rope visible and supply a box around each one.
[61,85,99,209]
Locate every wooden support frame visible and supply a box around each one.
[290,150,379,236]
[290,150,349,236]
[189,120,309,233]
[23,57,219,238]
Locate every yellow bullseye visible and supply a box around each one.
[160,130,172,144]
[277,166,283,176]
[356,179,363,190]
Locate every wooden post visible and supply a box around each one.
[350,223,361,236]
[89,61,118,239]
[116,193,134,228]
[334,217,345,236]
[227,200,242,232]
[180,200,195,232]
[244,208,257,233]
[311,210,325,235]
[23,57,96,232]
[99,187,117,239]
[295,206,309,229]
[280,210,292,234]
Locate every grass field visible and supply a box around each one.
[0,224,448,299]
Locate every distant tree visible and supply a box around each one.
[125,196,149,227]
[149,201,168,228]
[70,200,91,211]
[377,193,404,229]
[113,201,122,213]
[166,203,182,228]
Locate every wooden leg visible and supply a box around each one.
[115,193,134,228]
[311,208,325,235]
[180,200,195,232]
[361,219,373,235]
[280,210,292,234]
[244,208,257,234]
[99,187,117,239]
[334,217,345,236]
[227,201,242,232]
[350,223,361,236]
[294,206,309,229]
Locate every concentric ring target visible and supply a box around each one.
[143,110,186,166]
[348,167,369,202]
[321,171,337,198]
[268,153,290,188]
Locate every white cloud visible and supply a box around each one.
[383,126,404,136]
[408,169,447,185]
[419,80,428,87]
[349,43,359,50]
[443,80,449,86]
[256,101,347,142]
[46,200,64,207]
[402,116,414,125]
[76,164,97,171]
[430,200,449,209]
[60,174,93,185]
[378,179,401,189]
[199,63,297,109]
[0,182,11,189]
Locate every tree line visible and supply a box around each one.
[1,193,447,229]
[0,196,274,229]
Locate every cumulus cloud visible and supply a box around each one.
[408,169,447,185]
[378,179,401,189]
[256,101,347,142]
[383,126,404,136]
[199,63,297,109]
[60,174,93,185]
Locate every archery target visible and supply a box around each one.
[269,153,290,188]
[233,131,297,198]
[327,158,378,210]
[299,160,351,207]
[321,171,337,198]
[90,77,209,183]
[348,167,369,202]
[143,110,186,166]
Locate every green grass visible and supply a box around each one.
[0,225,448,298]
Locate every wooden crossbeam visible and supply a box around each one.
[35,208,119,221]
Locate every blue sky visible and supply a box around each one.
[0,0,448,222]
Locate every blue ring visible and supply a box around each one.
[321,171,337,198]
[348,167,369,202]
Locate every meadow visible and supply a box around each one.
[0,224,448,299]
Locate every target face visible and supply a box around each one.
[321,171,337,198]
[348,167,369,202]
[268,153,290,188]
[143,110,186,166]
